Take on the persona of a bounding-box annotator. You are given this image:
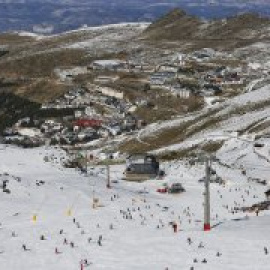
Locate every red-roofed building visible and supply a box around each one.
[73,119,103,128]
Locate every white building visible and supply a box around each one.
[171,85,191,99]
[91,60,126,71]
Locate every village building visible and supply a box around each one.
[94,75,119,85]
[171,53,187,67]
[123,154,160,181]
[54,66,88,82]
[90,60,126,71]
[73,119,103,129]
[150,71,176,86]
[96,86,124,100]
[170,85,192,98]
[158,64,179,73]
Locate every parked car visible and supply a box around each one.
[168,183,185,194]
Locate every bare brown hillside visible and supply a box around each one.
[142,9,270,51]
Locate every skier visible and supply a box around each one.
[255,208,260,216]
[198,242,204,248]
[97,235,102,246]
[22,244,28,251]
[264,247,268,255]
[172,222,178,233]
[216,251,222,257]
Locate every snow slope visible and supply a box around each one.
[0,144,269,269]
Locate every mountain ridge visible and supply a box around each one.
[142,9,270,50]
[0,1,269,33]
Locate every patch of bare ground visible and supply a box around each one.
[249,120,270,134]
[158,146,198,161]
[14,79,71,103]
[0,33,35,46]
[0,49,90,78]
[119,107,222,153]
[157,140,223,161]
[135,95,203,123]
[120,96,270,154]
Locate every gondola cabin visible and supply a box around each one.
[123,154,160,181]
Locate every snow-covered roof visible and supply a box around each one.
[92,59,124,67]
[18,128,41,137]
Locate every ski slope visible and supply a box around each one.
[0,144,269,270]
